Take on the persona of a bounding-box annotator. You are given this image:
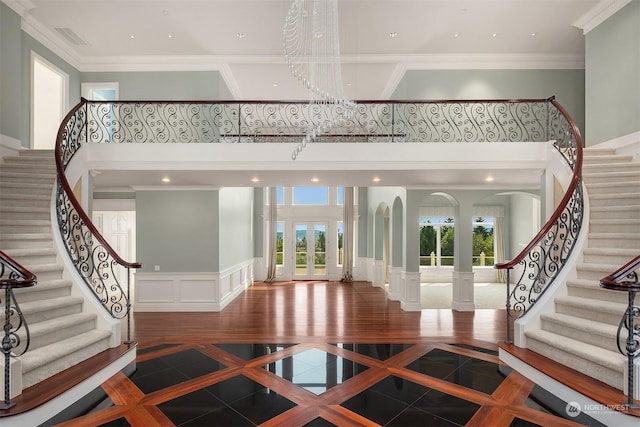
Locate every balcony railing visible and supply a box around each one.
[82,98,551,146]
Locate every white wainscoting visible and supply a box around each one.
[134,260,253,312]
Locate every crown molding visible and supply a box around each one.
[573,0,632,34]
[21,14,83,69]
[1,0,35,16]
[402,53,585,70]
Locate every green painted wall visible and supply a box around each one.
[585,0,640,145]
[81,71,230,100]
[0,3,22,140]
[0,4,81,147]
[392,69,585,141]
[136,190,219,272]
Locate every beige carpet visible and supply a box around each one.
[420,282,506,309]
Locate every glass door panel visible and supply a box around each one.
[294,223,327,280]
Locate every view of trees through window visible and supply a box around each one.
[419,217,494,266]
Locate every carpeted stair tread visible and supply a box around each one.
[588,192,640,204]
[554,295,627,314]
[2,247,56,257]
[576,262,629,272]
[10,296,84,317]
[0,206,50,213]
[0,232,54,240]
[26,313,97,340]
[583,247,639,256]
[0,193,51,201]
[540,312,618,338]
[525,329,625,372]
[20,329,111,374]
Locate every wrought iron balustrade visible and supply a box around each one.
[56,103,141,345]
[83,98,551,145]
[600,255,640,407]
[0,251,36,409]
[495,98,583,343]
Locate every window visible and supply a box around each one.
[276,187,284,205]
[337,186,344,205]
[276,222,284,265]
[293,186,328,205]
[419,217,454,266]
[472,217,494,266]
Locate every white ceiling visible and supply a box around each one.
[8,0,613,190]
[14,0,605,100]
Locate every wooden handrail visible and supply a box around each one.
[54,100,141,270]
[600,254,640,291]
[0,251,37,289]
[495,97,583,270]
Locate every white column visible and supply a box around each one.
[452,271,475,311]
[401,271,421,311]
[388,266,402,300]
[373,259,385,288]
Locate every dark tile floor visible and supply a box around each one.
[49,341,605,427]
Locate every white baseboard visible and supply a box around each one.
[0,133,23,160]
[588,131,640,158]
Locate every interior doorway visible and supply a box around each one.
[32,54,68,150]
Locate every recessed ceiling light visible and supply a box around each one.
[389,31,398,38]
[272,83,279,87]
[168,34,173,38]
[454,33,460,38]
[485,176,495,182]
[311,177,320,182]
[372,177,381,182]
[130,35,135,39]
[236,32,245,39]
[492,33,497,37]
[530,32,536,37]
[161,177,171,183]
[251,177,260,183]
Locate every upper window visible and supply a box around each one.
[293,186,328,205]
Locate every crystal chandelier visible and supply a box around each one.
[283,0,356,159]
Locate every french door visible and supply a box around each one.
[294,223,327,280]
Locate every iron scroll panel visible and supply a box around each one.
[56,102,135,323]
[83,100,550,144]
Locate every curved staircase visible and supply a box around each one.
[0,150,111,391]
[524,148,639,391]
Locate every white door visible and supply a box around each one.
[294,223,327,280]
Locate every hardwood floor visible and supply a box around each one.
[4,281,638,426]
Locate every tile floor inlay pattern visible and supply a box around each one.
[50,339,599,427]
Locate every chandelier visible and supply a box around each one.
[283,0,356,159]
